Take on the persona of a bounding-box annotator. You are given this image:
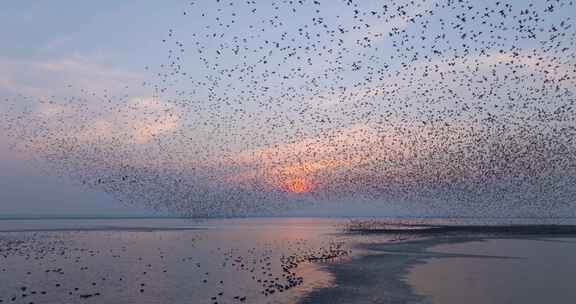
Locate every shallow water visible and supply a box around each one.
[408,237,576,304]
[3,217,576,303]
[0,218,351,304]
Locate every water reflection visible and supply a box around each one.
[0,218,347,304]
[408,238,576,304]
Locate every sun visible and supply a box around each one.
[283,177,312,194]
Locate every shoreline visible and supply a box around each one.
[2,220,576,303]
[298,237,461,304]
[300,234,576,304]
[345,224,576,235]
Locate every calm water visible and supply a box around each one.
[2,217,576,304]
[0,218,354,304]
[408,237,576,304]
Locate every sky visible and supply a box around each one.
[1,0,575,218]
[0,1,181,216]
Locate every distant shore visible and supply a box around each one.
[345,224,576,235]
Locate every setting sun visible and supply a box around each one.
[283,178,312,194]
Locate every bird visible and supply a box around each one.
[2,0,576,220]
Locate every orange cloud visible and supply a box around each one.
[217,124,385,192]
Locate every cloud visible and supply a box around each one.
[2,95,181,175]
[51,96,180,145]
[125,97,180,144]
[0,55,144,98]
[0,55,174,161]
[217,123,386,190]
[307,46,575,113]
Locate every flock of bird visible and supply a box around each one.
[2,0,576,218]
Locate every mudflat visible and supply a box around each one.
[302,234,576,304]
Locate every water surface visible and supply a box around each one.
[0,218,349,304]
[408,237,576,304]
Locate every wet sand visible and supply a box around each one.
[301,234,576,304]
